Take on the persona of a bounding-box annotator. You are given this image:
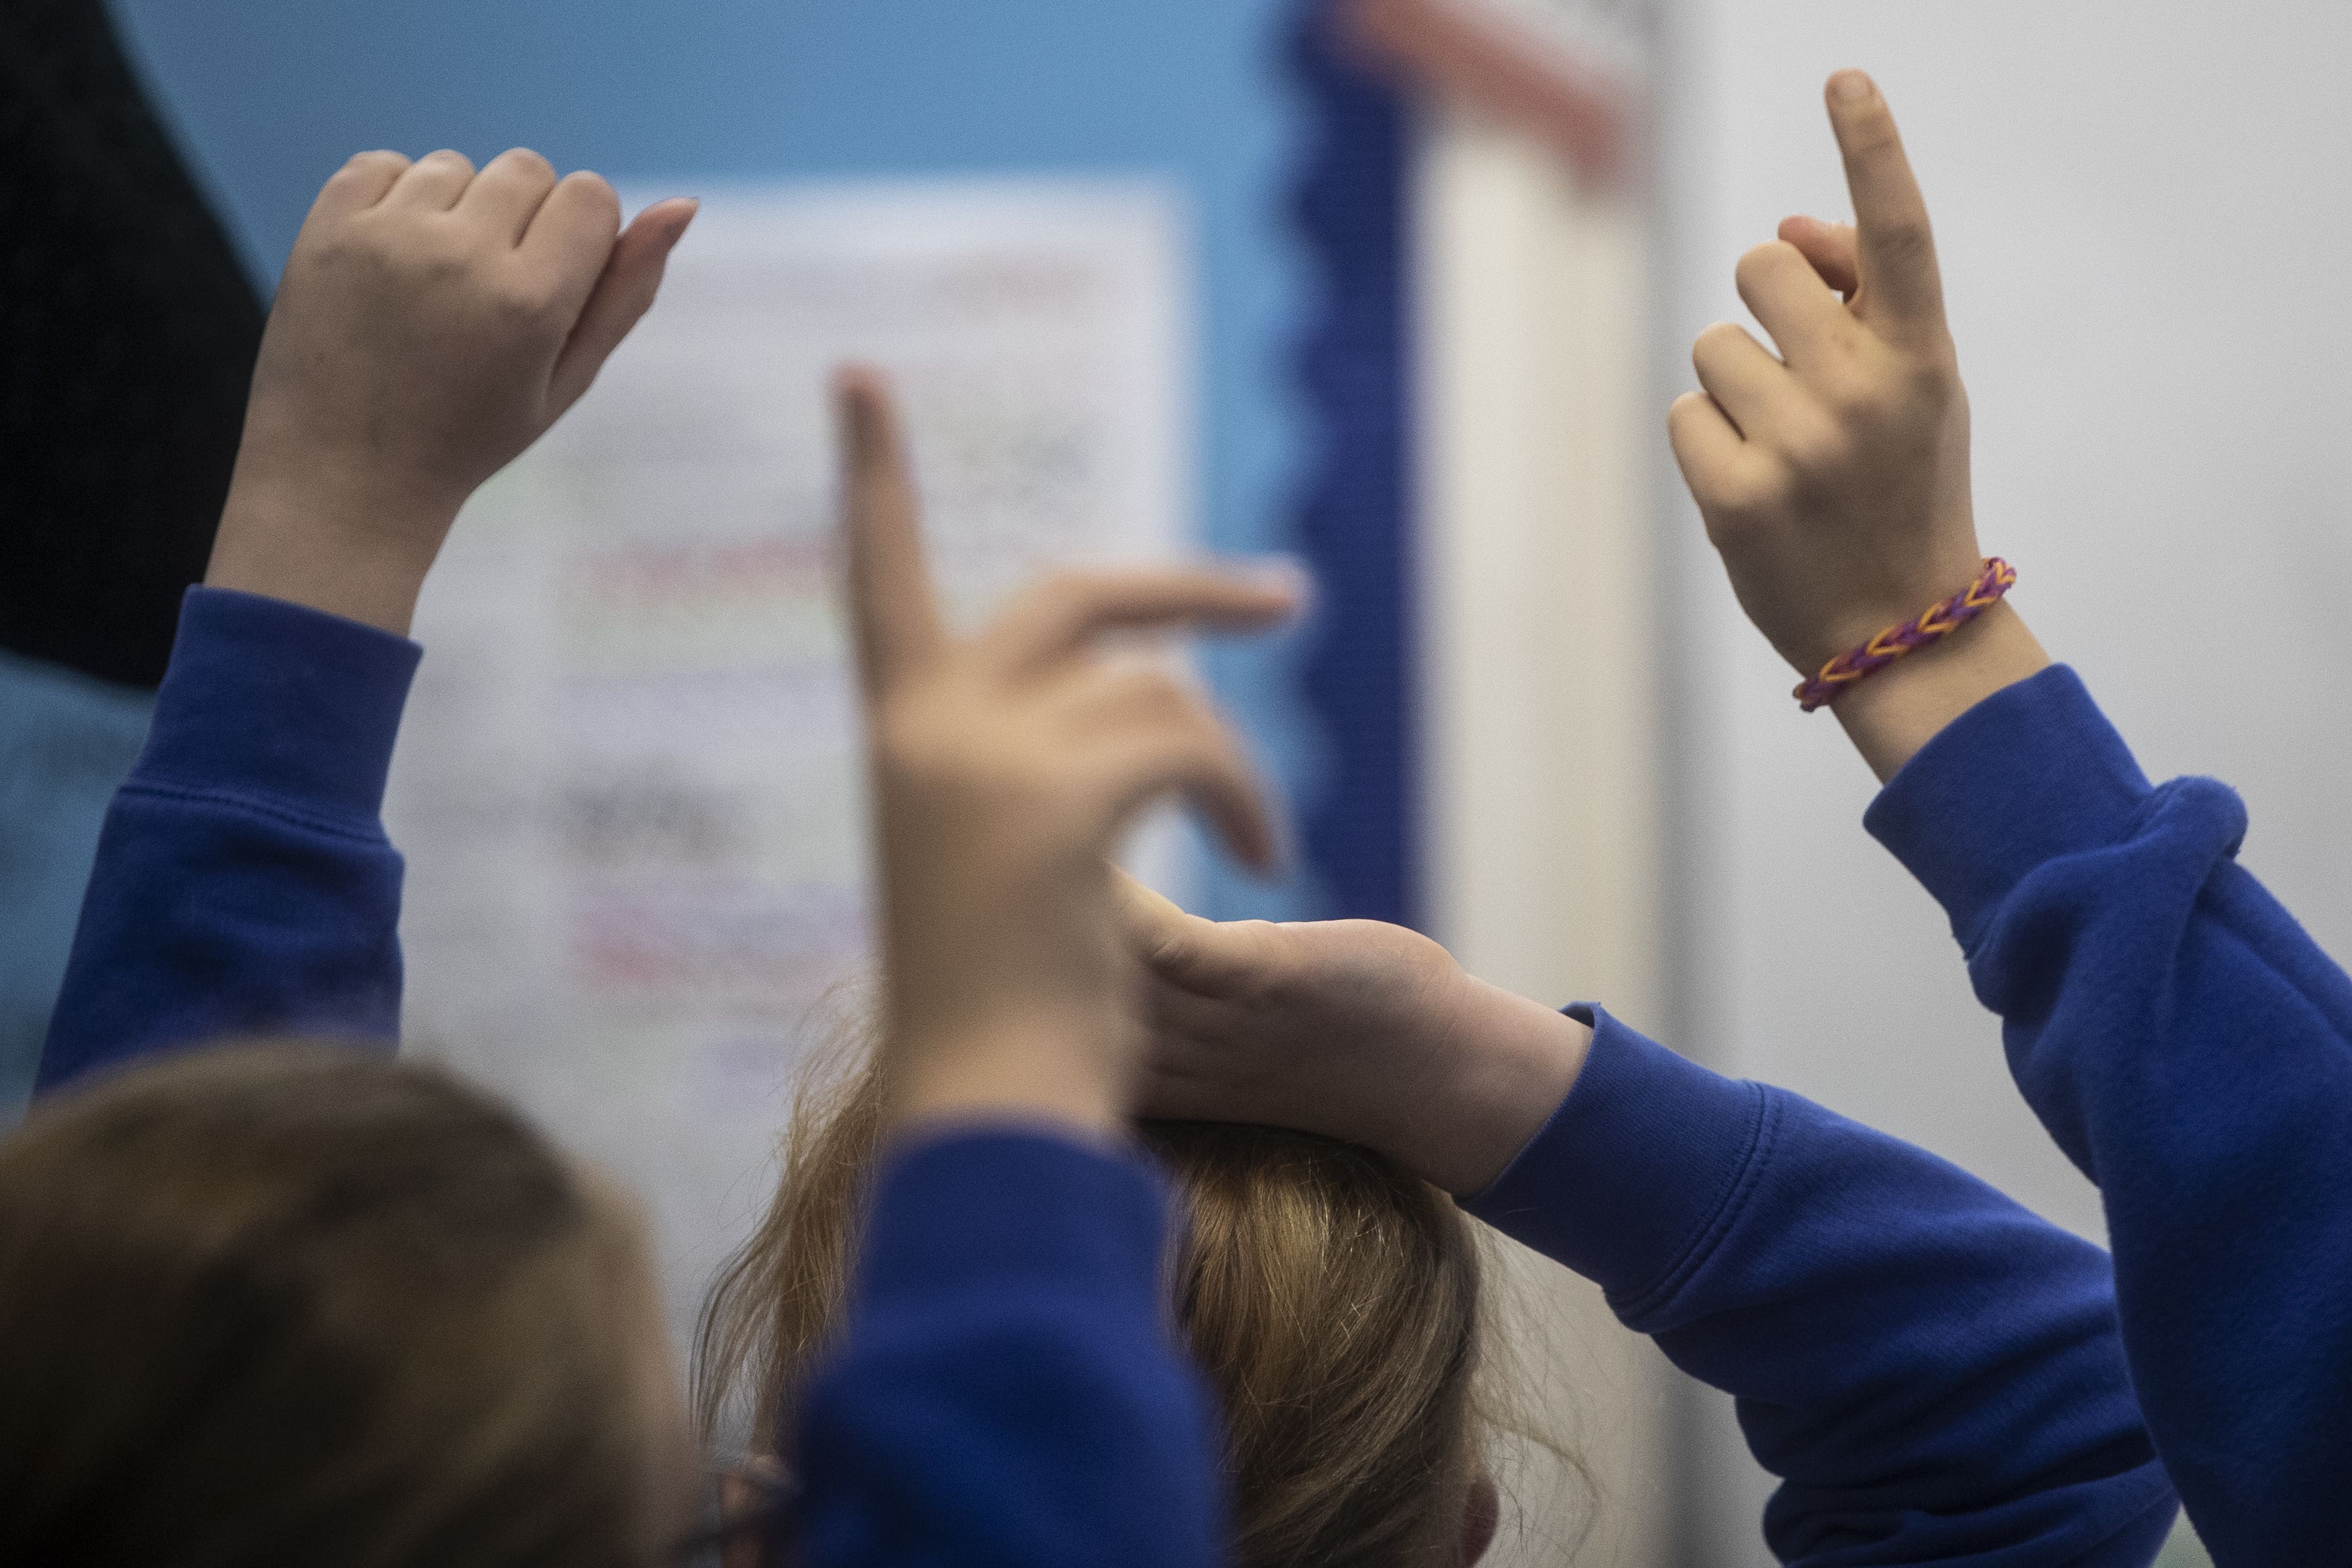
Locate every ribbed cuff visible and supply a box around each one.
[858,1130,1172,1314]
[135,586,422,822]
[1463,1007,1770,1311]
[1863,664,2153,953]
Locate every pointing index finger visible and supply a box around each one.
[1824,70,1944,333]
[837,368,946,694]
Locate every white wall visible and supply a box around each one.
[1419,109,1672,1565]
[1659,1,2352,1559]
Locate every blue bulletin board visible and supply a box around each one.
[107,0,1416,928]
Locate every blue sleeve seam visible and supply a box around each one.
[1611,1082,1780,1324]
[117,776,391,845]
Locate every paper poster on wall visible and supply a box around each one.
[383,180,1193,1349]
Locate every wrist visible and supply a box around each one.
[885,1012,1128,1148]
[1413,977,1592,1196]
[1831,599,2051,781]
[1780,539,1992,675]
[207,473,455,637]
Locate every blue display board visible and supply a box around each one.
[109,0,1414,925]
[1290,2,1416,928]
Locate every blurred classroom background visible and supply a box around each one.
[10,1,2343,1561]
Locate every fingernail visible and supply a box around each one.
[1830,69,1874,102]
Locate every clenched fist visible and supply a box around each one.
[208,148,697,633]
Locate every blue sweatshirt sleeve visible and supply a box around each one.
[1865,664,2352,1567]
[36,586,420,1093]
[1466,1008,2176,1567]
[797,1129,1222,1568]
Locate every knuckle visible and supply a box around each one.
[399,233,475,289]
[558,169,621,221]
[1818,364,1890,423]
[1778,417,1849,476]
[1128,668,1192,711]
[1841,118,1903,162]
[489,272,564,324]
[1706,462,1788,523]
[1903,352,1957,405]
[499,146,556,179]
[1691,320,1750,369]
[1874,217,1935,271]
[1733,241,1792,294]
[1666,390,1719,444]
[307,218,411,279]
[1694,320,1743,352]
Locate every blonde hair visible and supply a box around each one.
[0,1044,684,1568]
[697,1018,1502,1567]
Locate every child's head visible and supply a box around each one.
[0,1045,699,1568]
[700,1031,1502,1567]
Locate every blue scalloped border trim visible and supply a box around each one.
[1288,0,1417,927]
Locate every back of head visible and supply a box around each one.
[699,1039,1491,1568]
[1148,1121,1488,1565]
[0,1045,686,1568]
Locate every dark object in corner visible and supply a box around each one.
[1,0,266,689]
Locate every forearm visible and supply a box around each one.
[38,587,419,1092]
[885,1002,1129,1149]
[1413,976,1593,1195]
[797,1131,1222,1568]
[1868,666,2352,1563]
[1466,1010,2174,1565]
[203,470,448,638]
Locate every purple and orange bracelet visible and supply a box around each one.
[1794,558,2017,713]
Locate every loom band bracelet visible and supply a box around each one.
[1793,558,2017,713]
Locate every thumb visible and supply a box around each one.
[1778,213,1859,299]
[1113,869,1232,989]
[548,197,698,415]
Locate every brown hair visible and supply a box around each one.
[697,1021,1498,1567]
[0,1044,691,1568]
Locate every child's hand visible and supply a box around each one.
[1668,71,2047,777]
[839,370,1301,1141]
[1119,878,1591,1195]
[207,149,699,635]
[1670,70,1975,673]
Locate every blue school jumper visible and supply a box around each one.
[40,587,2176,1566]
[1866,666,2352,1566]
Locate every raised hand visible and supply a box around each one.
[1669,71,2048,777]
[207,148,698,634]
[1120,877,1590,1195]
[839,370,1301,1140]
